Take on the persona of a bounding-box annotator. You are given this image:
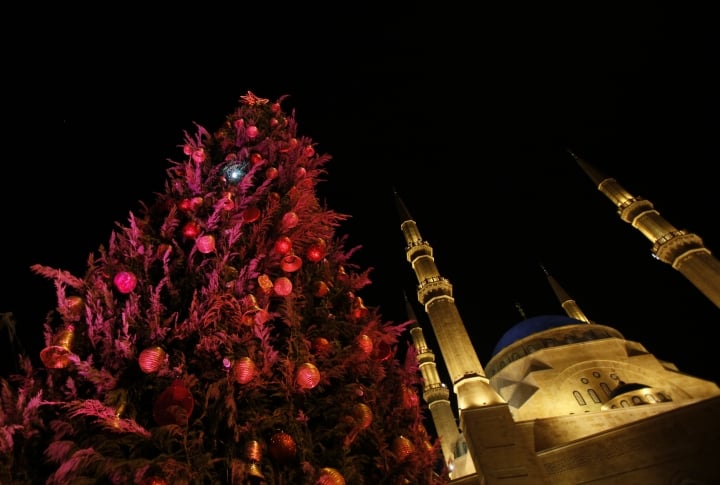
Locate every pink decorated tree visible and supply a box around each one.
[1,93,447,484]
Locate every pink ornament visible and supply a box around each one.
[138,346,166,373]
[192,148,206,163]
[266,166,278,180]
[306,238,326,262]
[296,167,306,178]
[274,236,293,255]
[182,221,201,239]
[182,144,193,156]
[246,125,259,138]
[233,357,257,384]
[249,152,263,166]
[280,211,299,231]
[196,235,216,254]
[242,206,261,223]
[273,277,293,296]
[233,118,245,130]
[295,362,321,389]
[114,271,137,294]
[303,145,315,158]
[280,254,303,272]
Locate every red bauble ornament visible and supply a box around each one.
[280,211,299,231]
[113,271,137,294]
[268,431,297,463]
[182,221,201,239]
[303,145,315,158]
[192,148,206,163]
[246,125,259,138]
[311,337,331,355]
[312,280,330,297]
[280,254,303,272]
[153,380,194,426]
[273,277,293,296]
[274,236,293,255]
[182,144,193,156]
[295,362,321,389]
[249,152,263,165]
[242,206,261,223]
[296,167,306,178]
[317,468,345,485]
[196,234,216,254]
[221,192,234,211]
[233,357,257,384]
[271,102,281,113]
[306,238,326,263]
[266,166,279,180]
[138,346,167,374]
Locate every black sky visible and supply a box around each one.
[3,4,718,384]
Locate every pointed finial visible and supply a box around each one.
[567,149,609,187]
[403,291,420,327]
[539,261,550,276]
[394,188,414,223]
[514,301,527,320]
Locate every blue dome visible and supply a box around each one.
[491,314,585,357]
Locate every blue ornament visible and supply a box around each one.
[223,161,249,185]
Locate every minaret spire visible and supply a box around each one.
[404,293,472,478]
[540,264,590,323]
[571,151,720,308]
[397,190,550,482]
[394,190,502,408]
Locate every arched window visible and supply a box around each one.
[588,389,601,403]
[600,382,612,397]
[573,391,586,405]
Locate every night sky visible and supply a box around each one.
[3,5,718,385]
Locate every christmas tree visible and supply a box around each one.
[1,92,447,484]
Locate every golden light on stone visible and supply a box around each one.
[295,362,321,389]
[234,357,257,384]
[138,346,167,374]
[317,467,345,485]
[40,325,75,369]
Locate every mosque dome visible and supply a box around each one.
[491,314,585,357]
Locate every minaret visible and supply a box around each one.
[394,191,503,411]
[404,293,473,478]
[540,265,590,323]
[573,151,720,309]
